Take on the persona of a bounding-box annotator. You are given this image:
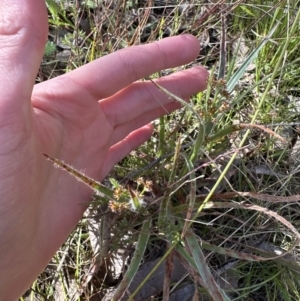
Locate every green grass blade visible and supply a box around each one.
[112,219,151,301]
[180,152,196,237]
[185,232,231,301]
[150,80,205,173]
[158,136,181,231]
[226,23,279,93]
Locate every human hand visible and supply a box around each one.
[0,1,208,299]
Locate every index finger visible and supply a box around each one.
[61,35,201,99]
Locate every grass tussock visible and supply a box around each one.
[23,0,300,300]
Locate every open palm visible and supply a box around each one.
[0,1,208,299]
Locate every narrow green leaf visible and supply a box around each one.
[112,219,151,301]
[185,232,231,301]
[227,23,279,93]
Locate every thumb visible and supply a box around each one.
[0,0,48,112]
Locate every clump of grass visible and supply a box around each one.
[23,1,300,300]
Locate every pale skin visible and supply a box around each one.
[0,1,208,299]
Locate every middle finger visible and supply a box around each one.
[100,66,208,128]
